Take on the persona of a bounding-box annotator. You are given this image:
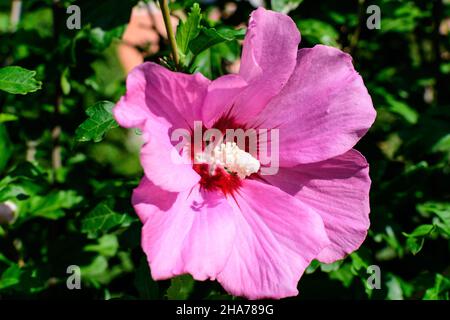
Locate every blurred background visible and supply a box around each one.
[0,0,449,300]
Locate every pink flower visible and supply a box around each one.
[114,7,376,299]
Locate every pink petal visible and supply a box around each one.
[220,7,300,125]
[264,149,371,263]
[140,120,199,192]
[113,62,210,131]
[133,178,236,281]
[202,74,248,127]
[216,180,329,299]
[255,45,376,165]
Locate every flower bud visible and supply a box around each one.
[0,201,18,225]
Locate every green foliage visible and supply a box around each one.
[167,275,195,300]
[81,200,134,238]
[175,4,244,75]
[271,0,304,14]
[176,3,202,62]
[189,27,246,55]
[296,19,339,46]
[0,66,42,94]
[75,101,118,143]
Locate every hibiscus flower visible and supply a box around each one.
[114,7,376,299]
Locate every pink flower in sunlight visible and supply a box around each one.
[113,7,376,299]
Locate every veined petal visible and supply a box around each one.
[217,180,329,299]
[264,149,371,263]
[133,178,236,281]
[113,62,210,132]
[210,7,300,125]
[140,120,199,193]
[255,45,376,165]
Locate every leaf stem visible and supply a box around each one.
[158,0,179,69]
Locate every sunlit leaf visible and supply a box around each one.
[0,66,42,95]
[75,101,118,143]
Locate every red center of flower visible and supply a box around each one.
[190,115,250,196]
[193,163,242,195]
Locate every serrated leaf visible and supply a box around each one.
[189,27,245,55]
[176,3,201,57]
[0,66,42,95]
[166,274,194,300]
[81,201,132,235]
[75,101,118,143]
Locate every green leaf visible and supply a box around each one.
[296,19,339,46]
[89,25,126,51]
[0,264,21,290]
[84,234,119,257]
[134,258,159,300]
[60,69,71,95]
[0,114,18,123]
[431,134,450,153]
[403,224,435,238]
[26,190,82,220]
[406,237,425,255]
[385,94,419,124]
[191,41,240,79]
[423,274,450,300]
[0,253,12,266]
[271,0,304,14]
[81,201,132,236]
[305,259,320,274]
[166,274,194,300]
[176,3,201,60]
[0,124,12,173]
[417,202,450,236]
[329,263,354,288]
[75,101,118,143]
[386,274,414,300]
[81,256,109,287]
[320,260,342,273]
[0,66,42,95]
[189,27,245,56]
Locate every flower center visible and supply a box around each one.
[196,142,260,179]
[193,142,260,195]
